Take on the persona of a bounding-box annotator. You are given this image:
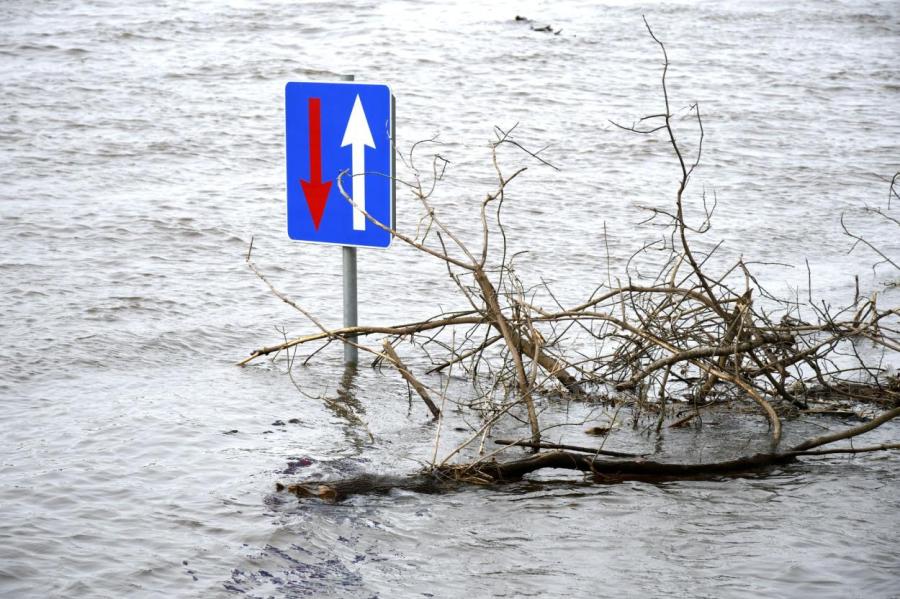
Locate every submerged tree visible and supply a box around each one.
[244,20,899,501]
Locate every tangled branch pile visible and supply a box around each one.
[246,21,899,500]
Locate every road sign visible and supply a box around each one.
[285,81,394,248]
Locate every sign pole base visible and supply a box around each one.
[342,245,358,365]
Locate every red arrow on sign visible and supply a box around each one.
[300,97,332,230]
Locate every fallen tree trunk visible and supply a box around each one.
[278,444,900,503]
[275,405,900,502]
[467,450,796,482]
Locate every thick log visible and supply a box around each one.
[470,450,796,482]
[277,452,799,503]
[277,410,900,501]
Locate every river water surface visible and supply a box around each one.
[2,0,899,597]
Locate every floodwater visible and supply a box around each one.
[2,0,899,597]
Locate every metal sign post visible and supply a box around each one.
[342,245,358,364]
[284,75,394,365]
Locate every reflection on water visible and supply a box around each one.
[1,0,899,596]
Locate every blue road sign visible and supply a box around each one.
[285,82,394,248]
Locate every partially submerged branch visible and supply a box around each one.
[382,340,442,419]
[280,405,900,502]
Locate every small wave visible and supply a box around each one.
[116,31,170,42]
[15,43,60,52]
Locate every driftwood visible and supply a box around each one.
[252,21,899,502]
[278,446,900,503]
[278,407,900,502]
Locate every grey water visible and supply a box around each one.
[1,0,899,597]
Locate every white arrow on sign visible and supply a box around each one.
[341,94,376,231]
